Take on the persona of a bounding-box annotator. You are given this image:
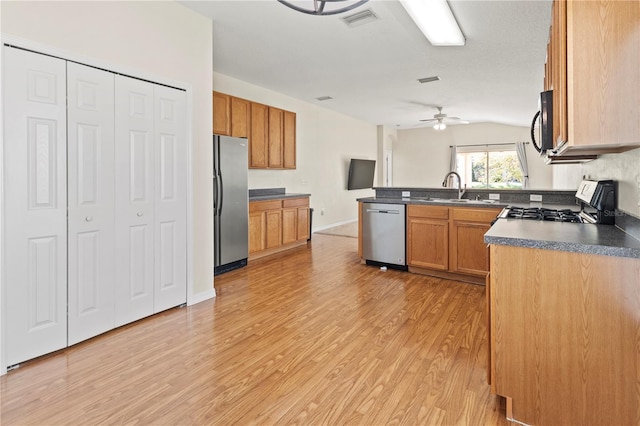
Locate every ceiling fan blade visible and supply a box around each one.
[419,118,437,123]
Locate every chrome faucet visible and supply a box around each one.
[442,171,466,199]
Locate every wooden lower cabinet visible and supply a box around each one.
[249,211,266,254]
[265,210,282,249]
[249,197,309,259]
[406,211,449,270]
[489,244,640,425]
[405,205,500,282]
[449,208,500,276]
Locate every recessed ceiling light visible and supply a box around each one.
[316,96,333,101]
[418,76,441,84]
[399,0,465,46]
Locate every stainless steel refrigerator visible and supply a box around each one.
[213,135,249,275]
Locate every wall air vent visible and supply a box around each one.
[341,8,378,27]
[418,76,441,84]
[315,96,333,101]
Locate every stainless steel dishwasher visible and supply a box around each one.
[362,203,407,269]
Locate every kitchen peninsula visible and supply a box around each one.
[484,213,640,425]
[357,187,577,284]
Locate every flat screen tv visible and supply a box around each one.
[347,159,376,190]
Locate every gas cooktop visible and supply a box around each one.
[501,207,583,223]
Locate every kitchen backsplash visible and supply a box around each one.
[580,147,640,218]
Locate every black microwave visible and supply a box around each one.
[530,90,554,154]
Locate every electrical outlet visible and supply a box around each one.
[489,193,500,200]
[530,194,543,202]
[402,191,410,198]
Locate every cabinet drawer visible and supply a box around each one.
[452,208,501,223]
[283,197,309,208]
[249,200,282,212]
[407,205,449,220]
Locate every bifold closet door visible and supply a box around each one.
[114,75,156,326]
[114,76,187,325]
[3,47,68,365]
[67,62,116,345]
[153,86,187,312]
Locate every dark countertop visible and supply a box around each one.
[357,196,507,209]
[485,219,640,259]
[250,193,311,202]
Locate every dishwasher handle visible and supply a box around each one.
[366,208,400,214]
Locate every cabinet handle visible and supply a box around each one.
[137,211,143,217]
[85,216,93,222]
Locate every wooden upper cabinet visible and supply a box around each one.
[268,107,284,168]
[213,91,230,136]
[230,96,250,138]
[214,91,297,170]
[283,110,296,169]
[250,102,269,168]
[546,0,640,155]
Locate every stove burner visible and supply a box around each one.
[504,207,582,223]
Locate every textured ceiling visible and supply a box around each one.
[181,0,552,129]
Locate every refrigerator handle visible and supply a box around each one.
[213,175,219,214]
[218,173,224,213]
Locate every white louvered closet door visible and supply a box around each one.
[3,47,68,366]
[114,75,156,327]
[67,62,116,345]
[153,86,187,312]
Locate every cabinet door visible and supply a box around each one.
[567,0,640,148]
[297,207,310,241]
[450,208,500,276]
[450,221,492,276]
[67,62,116,346]
[3,47,68,365]
[282,208,298,245]
[268,107,284,168]
[249,211,266,253]
[153,85,187,313]
[250,102,268,168]
[230,96,250,138]
[265,210,282,249]
[283,110,296,169]
[406,217,448,270]
[212,91,230,136]
[114,75,155,327]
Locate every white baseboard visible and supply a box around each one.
[312,218,357,233]
[188,288,216,306]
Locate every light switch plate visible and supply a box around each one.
[402,191,410,198]
[530,194,543,202]
[489,193,500,200]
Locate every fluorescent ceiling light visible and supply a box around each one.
[399,0,465,46]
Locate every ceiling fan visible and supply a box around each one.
[420,107,469,130]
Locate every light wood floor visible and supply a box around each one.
[0,234,507,425]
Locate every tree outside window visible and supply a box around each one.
[457,149,523,189]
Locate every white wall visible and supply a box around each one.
[377,125,397,187]
[213,72,378,229]
[1,2,214,314]
[394,122,554,189]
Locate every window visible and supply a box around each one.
[456,148,523,189]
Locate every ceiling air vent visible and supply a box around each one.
[315,96,333,101]
[341,8,378,27]
[418,76,441,84]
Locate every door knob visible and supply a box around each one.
[137,211,143,217]
[85,216,93,222]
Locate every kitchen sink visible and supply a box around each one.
[416,198,499,204]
